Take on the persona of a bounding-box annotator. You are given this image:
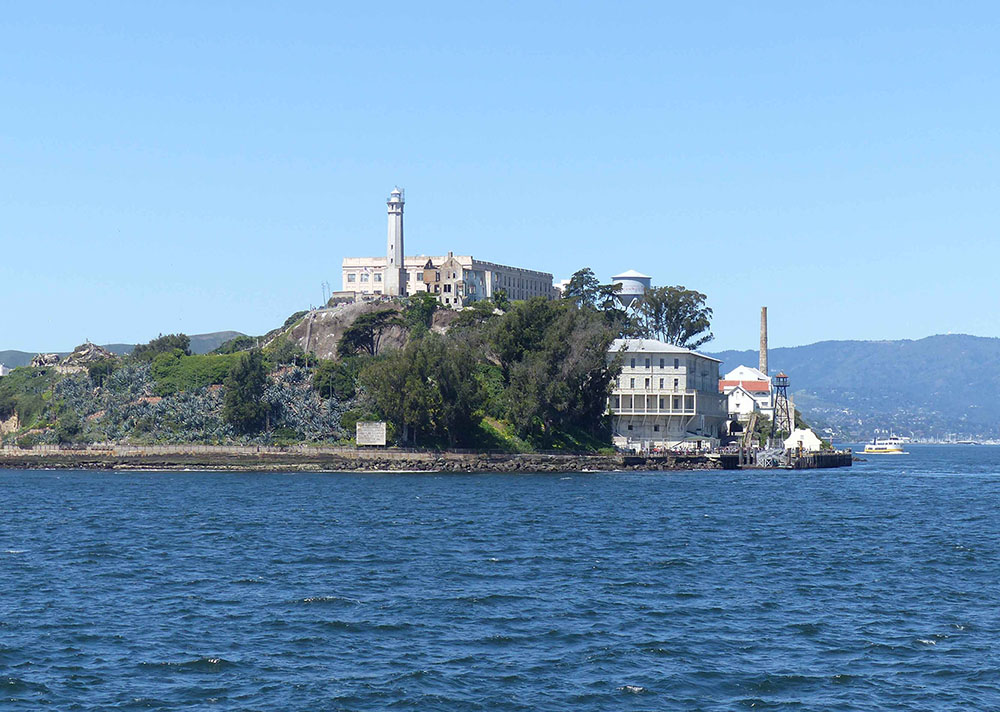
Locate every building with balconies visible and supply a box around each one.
[608,338,726,452]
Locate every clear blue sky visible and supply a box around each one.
[3,2,998,352]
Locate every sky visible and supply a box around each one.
[2,2,999,352]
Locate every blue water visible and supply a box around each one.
[2,447,999,710]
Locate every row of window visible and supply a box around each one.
[347,272,382,283]
[624,377,680,389]
[629,357,682,370]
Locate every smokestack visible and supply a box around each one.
[759,306,768,376]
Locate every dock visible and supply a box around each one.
[719,449,853,470]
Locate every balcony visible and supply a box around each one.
[609,389,726,417]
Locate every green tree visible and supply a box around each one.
[133,333,191,361]
[360,333,483,446]
[313,357,362,400]
[337,309,403,358]
[267,337,307,366]
[214,335,257,354]
[223,350,267,434]
[562,267,600,308]
[452,299,498,329]
[88,359,116,387]
[501,304,619,444]
[403,293,439,334]
[633,286,713,349]
[492,288,510,311]
[488,297,563,383]
[55,411,82,443]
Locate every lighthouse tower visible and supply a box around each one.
[385,187,405,296]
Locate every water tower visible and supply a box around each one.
[611,269,652,309]
[770,372,793,444]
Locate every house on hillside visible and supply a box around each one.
[719,364,773,420]
[607,339,726,452]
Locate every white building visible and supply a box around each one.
[0,364,10,377]
[343,254,556,306]
[340,189,556,306]
[608,338,726,452]
[719,364,773,419]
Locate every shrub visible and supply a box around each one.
[133,333,191,361]
[150,351,239,396]
[16,433,39,449]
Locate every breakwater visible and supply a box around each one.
[0,444,719,473]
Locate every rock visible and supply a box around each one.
[30,353,60,368]
[62,342,115,365]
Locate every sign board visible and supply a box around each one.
[356,421,387,446]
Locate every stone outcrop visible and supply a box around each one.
[283,300,460,360]
[62,342,114,365]
[30,353,60,368]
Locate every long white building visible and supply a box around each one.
[340,189,556,306]
[608,338,726,452]
[342,254,556,306]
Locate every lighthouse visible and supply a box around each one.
[385,187,405,296]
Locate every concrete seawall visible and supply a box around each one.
[0,444,720,473]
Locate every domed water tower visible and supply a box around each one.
[611,269,652,309]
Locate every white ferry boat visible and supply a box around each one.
[863,435,907,454]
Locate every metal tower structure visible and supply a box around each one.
[770,371,793,445]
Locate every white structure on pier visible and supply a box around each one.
[608,338,726,452]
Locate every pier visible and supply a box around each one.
[718,449,853,470]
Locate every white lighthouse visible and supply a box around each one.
[385,187,406,296]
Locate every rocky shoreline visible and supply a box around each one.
[0,445,719,473]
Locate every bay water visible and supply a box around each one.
[2,445,998,709]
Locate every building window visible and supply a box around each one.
[361,273,370,283]
[630,358,636,368]
[347,274,356,283]
[627,424,633,431]
[674,358,679,369]
[659,397,664,408]
[444,284,452,293]
[644,378,650,388]
[674,378,679,388]
[645,358,650,368]
[659,378,664,388]
[629,378,635,388]
[654,425,660,432]
[374,273,382,282]
[660,358,665,369]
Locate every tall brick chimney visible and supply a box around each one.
[759,306,768,376]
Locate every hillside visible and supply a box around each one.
[0,331,243,368]
[708,334,1000,440]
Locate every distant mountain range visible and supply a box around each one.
[0,331,243,369]
[708,334,1000,441]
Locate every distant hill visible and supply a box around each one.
[0,331,244,368]
[708,334,1000,440]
